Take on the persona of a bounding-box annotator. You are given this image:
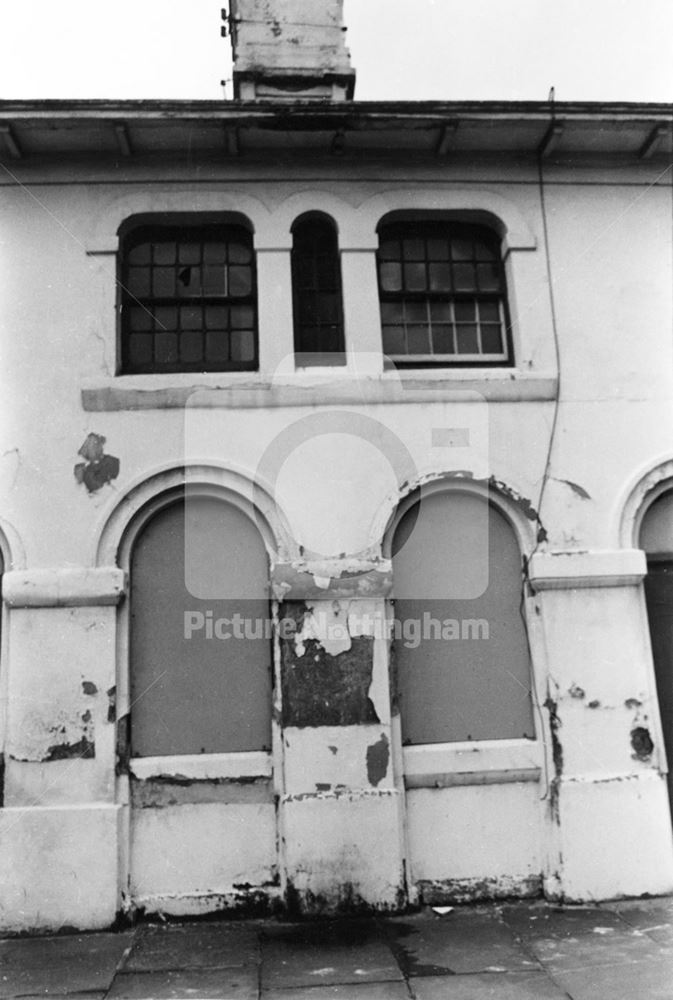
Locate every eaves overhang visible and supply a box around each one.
[0,99,671,162]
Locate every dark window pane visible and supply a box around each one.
[456,325,479,353]
[427,238,450,261]
[296,259,315,289]
[380,262,402,292]
[319,325,341,352]
[455,301,476,322]
[405,301,427,323]
[205,330,230,362]
[127,267,151,297]
[381,301,403,324]
[432,326,455,354]
[317,293,340,323]
[451,238,473,260]
[180,330,203,364]
[430,301,452,322]
[403,238,425,261]
[477,262,501,291]
[407,327,431,354]
[229,266,252,297]
[480,324,504,354]
[228,240,252,264]
[230,329,255,363]
[129,305,153,332]
[128,243,151,266]
[475,240,497,261]
[203,266,226,295]
[382,326,406,355]
[298,327,319,351]
[404,262,427,291]
[152,267,175,297]
[155,332,179,364]
[317,259,338,289]
[429,262,452,291]
[203,242,228,264]
[479,301,500,322]
[180,305,202,330]
[153,242,176,266]
[378,239,399,260]
[128,334,153,366]
[453,263,476,291]
[178,242,201,265]
[231,305,254,329]
[205,305,229,330]
[155,306,178,331]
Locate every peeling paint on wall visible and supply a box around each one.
[74,433,119,493]
[552,477,592,500]
[106,686,116,723]
[631,726,654,761]
[279,602,380,727]
[544,695,563,820]
[366,733,389,787]
[9,702,96,763]
[44,735,95,761]
[131,775,273,807]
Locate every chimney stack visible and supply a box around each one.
[227,0,356,101]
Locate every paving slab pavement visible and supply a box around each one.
[1,898,673,999]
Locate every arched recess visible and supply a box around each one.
[638,485,673,824]
[355,189,537,254]
[84,191,273,254]
[386,480,535,744]
[384,476,545,902]
[103,466,284,914]
[125,487,273,756]
[95,462,294,569]
[0,520,22,776]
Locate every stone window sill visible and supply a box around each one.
[81,370,557,410]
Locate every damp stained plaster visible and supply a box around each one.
[279,598,391,729]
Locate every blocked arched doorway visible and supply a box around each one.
[125,491,276,914]
[640,490,673,823]
[389,486,543,902]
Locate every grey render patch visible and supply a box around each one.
[366,733,390,787]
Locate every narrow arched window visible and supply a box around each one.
[291,214,345,364]
[120,221,257,373]
[377,220,511,367]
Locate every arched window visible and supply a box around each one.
[130,495,272,756]
[377,220,511,367]
[391,491,534,744]
[640,491,673,820]
[120,220,257,373]
[291,214,345,364]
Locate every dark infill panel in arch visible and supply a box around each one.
[392,492,535,745]
[130,497,272,756]
[641,490,673,821]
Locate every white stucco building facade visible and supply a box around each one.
[1,2,673,932]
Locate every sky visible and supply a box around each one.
[0,0,670,103]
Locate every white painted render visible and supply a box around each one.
[1,131,672,930]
